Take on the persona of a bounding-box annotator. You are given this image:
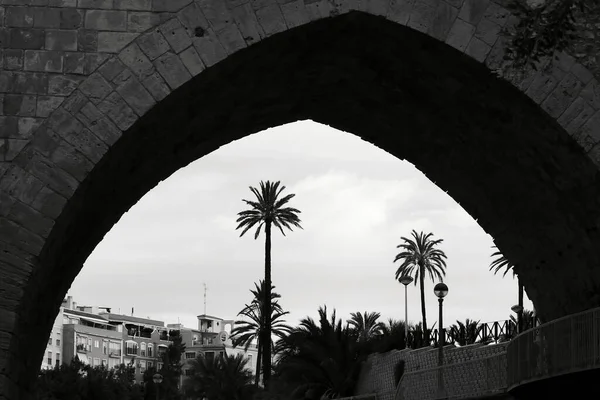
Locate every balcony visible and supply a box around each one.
[76,344,91,353]
[109,350,122,358]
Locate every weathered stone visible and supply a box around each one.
[84,10,127,31]
[179,45,204,76]
[158,18,192,53]
[114,69,155,115]
[97,31,138,52]
[31,186,66,220]
[3,95,36,117]
[541,74,585,119]
[191,28,226,68]
[7,202,54,238]
[177,2,209,36]
[75,101,122,145]
[9,72,49,94]
[127,11,160,33]
[78,72,112,103]
[446,17,475,52]
[5,7,34,28]
[458,0,489,26]
[61,90,88,114]
[35,96,65,118]
[152,0,192,13]
[256,4,286,36]
[77,29,98,52]
[83,52,111,74]
[3,49,23,70]
[59,8,83,29]
[44,29,78,51]
[230,4,264,45]
[580,80,600,110]
[153,51,191,90]
[9,29,45,50]
[118,42,154,78]
[0,165,44,205]
[33,7,61,29]
[64,51,86,74]
[141,71,170,101]
[114,0,152,11]
[465,36,491,63]
[137,30,170,60]
[78,0,114,9]
[98,56,125,80]
[23,50,64,72]
[96,91,137,130]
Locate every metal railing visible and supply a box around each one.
[507,306,600,390]
[396,353,507,400]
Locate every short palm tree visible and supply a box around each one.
[347,311,385,342]
[231,280,291,386]
[393,230,447,343]
[449,319,481,346]
[236,180,302,390]
[490,246,524,331]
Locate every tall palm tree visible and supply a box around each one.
[236,180,302,390]
[393,230,447,343]
[231,280,291,386]
[490,246,524,332]
[347,311,385,342]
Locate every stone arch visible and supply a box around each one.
[1,0,600,398]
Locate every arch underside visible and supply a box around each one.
[4,10,600,397]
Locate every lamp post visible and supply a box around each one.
[399,275,414,348]
[434,282,449,399]
[153,373,163,400]
[511,304,524,334]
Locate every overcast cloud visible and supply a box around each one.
[69,121,532,331]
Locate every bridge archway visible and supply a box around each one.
[1,1,600,397]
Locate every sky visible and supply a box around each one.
[67,120,533,332]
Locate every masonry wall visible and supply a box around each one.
[354,342,509,400]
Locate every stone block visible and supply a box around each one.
[474,16,501,46]
[45,29,78,51]
[97,31,138,52]
[26,151,79,198]
[78,0,114,8]
[127,11,160,33]
[84,52,111,73]
[77,29,98,52]
[215,22,246,54]
[429,0,459,41]
[97,91,137,130]
[64,51,86,74]
[9,72,49,94]
[526,67,566,105]
[465,36,491,62]
[0,165,45,205]
[31,186,66,220]
[5,7,34,28]
[51,129,103,172]
[458,0,489,26]
[141,71,170,101]
[0,117,19,137]
[158,18,192,53]
[192,28,226,68]
[98,56,125,81]
[564,100,595,135]
[78,72,112,104]
[152,0,192,12]
[580,80,600,110]
[231,3,264,45]
[3,49,23,70]
[9,28,45,50]
[115,0,152,10]
[48,0,78,6]
[387,0,413,25]
[33,7,61,29]
[85,10,127,31]
[7,201,54,238]
[3,95,37,117]
[153,51,191,89]
[59,8,83,29]
[118,42,153,78]
[177,2,209,36]
[24,50,64,72]
[541,73,585,119]
[445,17,475,52]
[36,96,65,118]
[76,101,122,145]
[137,30,170,60]
[179,45,204,76]
[48,74,85,95]
[256,4,286,37]
[61,90,88,114]
[114,75,154,118]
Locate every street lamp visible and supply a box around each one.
[434,282,448,399]
[511,304,524,334]
[153,373,163,400]
[399,275,413,348]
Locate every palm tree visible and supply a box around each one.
[347,311,385,342]
[236,180,302,390]
[274,306,367,399]
[449,319,481,346]
[393,230,447,343]
[490,246,524,332]
[184,353,255,400]
[371,318,413,353]
[231,280,291,386]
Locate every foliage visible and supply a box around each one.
[144,333,185,400]
[369,318,412,353]
[183,353,256,400]
[449,319,481,346]
[33,357,143,400]
[489,246,516,278]
[510,309,538,330]
[274,306,368,400]
[347,311,385,342]
[502,0,583,69]
[393,230,447,342]
[231,280,291,386]
[236,180,302,391]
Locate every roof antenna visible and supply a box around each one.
[204,283,207,315]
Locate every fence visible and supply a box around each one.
[506,306,600,390]
[396,353,507,400]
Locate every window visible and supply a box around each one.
[56,353,60,367]
[56,338,61,347]
[147,344,153,357]
[103,341,107,355]
[147,361,153,370]
[47,351,52,366]
[185,369,194,376]
[108,358,119,369]
[248,355,252,364]
[140,342,146,357]
[102,359,107,367]
[205,352,214,363]
[109,341,120,355]
[94,340,99,348]
[126,342,138,356]
[185,352,195,359]
[157,362,163,370]
[93,358,100,367]
[87,338,92,348]
[48,338,52,345]
[208,338,213,344]
[139,360,146,372]
[219,351,224,358]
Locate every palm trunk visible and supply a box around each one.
[254,337,262,387]
[263,221,272,391]
[518,277,524,332]
[419,263,428,344]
